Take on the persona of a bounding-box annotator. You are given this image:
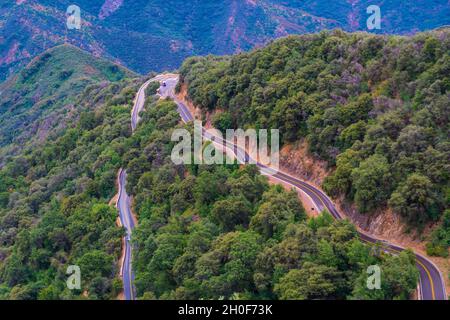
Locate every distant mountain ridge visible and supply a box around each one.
[1,0,449,81]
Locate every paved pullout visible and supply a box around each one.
[159,75,447,301]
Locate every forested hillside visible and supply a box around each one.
[2,1,449,81]
[178,29,450,256]
[0,44,135,165]
[0,40,429,299]
[123,95,419,300]
[0,72,142,299]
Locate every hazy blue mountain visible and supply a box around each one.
[1,0,449,81]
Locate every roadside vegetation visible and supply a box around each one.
[0,76,141,299]
[0,28,445,299]
[178,29,450,256]
[125,98,419,300]
[0,65,420,300]
[145,81,162,96]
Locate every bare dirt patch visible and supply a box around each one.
[176,83,203,120]
[279,140,330,186]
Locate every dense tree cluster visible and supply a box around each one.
[1,28,445,299]
[426,210,450,258]
[178,29,450,255]
[145,81,161,96]
[126,99,419,300]
[0,73,422,300]
[0,78,141,299]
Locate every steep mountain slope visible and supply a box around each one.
[0,44,136,164]
[121,94,419,301]
[0,73,420,300]
[1,0,449,81]
[270,0,450,33]
[178,29,450,254]
[0,66,141,300]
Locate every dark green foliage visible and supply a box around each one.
[426,210,450,257]
[0,69,421,300]
[180,29,449,228]
[0,78,139,299]
[128,101,418,300]
[389,174,441,224]
[351,154,392,213]
[145,81,161,96]
[212,112,233,133]
[274,262,343,299]
[351,250,419,300]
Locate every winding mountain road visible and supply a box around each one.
[159,75,447,301]
[117,74,446,300]
[117,169,135,300]
[117,74,176,300]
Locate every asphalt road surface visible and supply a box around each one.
[159,75,447,301]
[117,75,175,300]
[117,169,135,300]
